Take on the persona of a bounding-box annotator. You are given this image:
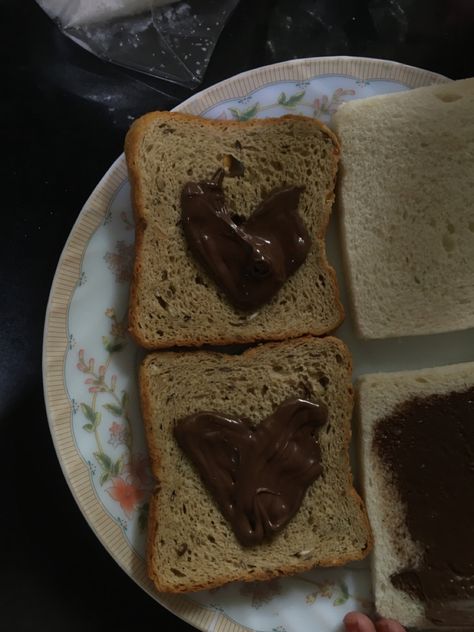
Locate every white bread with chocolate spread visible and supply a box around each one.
[333,78,474,339]
[141,336,372,592]
[125,112,343,349]
[358,361,474,629]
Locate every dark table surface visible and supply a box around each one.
[2,1,473,630]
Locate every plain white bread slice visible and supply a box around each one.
[333,78,474,339]
[357,361,474,629]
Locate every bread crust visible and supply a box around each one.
[140,335,373,593]
[125,112,344,349]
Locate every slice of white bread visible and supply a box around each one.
[333,78,474,339]
[140,336,372,592]
[125,112,343,349]
[357,361,474,629]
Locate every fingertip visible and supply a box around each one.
[343,612,360,625]
[375,619,406,632]
[343,611,376,632]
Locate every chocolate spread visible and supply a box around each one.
[174,398,327,546]
[373,388,474,627]
[180,169,310,311]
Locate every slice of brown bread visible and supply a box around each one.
[125,112,343,349]
[140,336,372,593]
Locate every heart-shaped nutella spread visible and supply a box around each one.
[174,398,327,546]
[180,169,310,312]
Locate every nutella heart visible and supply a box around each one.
[180,169,310,312]
[174,398,327,546]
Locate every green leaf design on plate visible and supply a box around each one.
[333,580,349,606]
[103,403,123,417]
[95,451,112,471]
[102,335,125,353]
[333,597,346,606]
[81,403,96,422]
[82,423,94,432]
[229,102,259,121]
[121,391,129,409]
[111,457,123,476]
[99,471,110,485]
[277,90,305,107]
[81,403,101,427]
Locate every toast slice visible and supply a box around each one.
[141,336,372,592]
[125,112,343,349]
[358,362,474,629]
[333,78,474,339]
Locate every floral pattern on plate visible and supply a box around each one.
[46,59,449,632]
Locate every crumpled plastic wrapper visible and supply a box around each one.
[37,0,240,87]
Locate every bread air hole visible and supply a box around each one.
[270,160,283,171]
[195,274,207,287]
[442,233,455,252]
[298,381,313,399]
[231,213,246,225]
[319,375,329,389]
[176,543,188,556]
[435,92,462,103]
[157,296,168,311]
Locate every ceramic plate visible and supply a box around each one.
[44,57,455,632]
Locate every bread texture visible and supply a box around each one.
[125,112,343,349]
[357,361,474,629]
[333,78,474,339]
[141,336,372,593]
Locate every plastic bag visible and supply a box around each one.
[37,0,240,87]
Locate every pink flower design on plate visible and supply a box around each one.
[240,579,282,608]
[103,241,134,283]
[125,453,153,487]
[108,421,129,448]
[120,211,134,230]
[77,349,94,373]
[107,476,146,518]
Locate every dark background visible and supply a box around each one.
[1,0,473,630]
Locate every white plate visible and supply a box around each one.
[43,57,455,632]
